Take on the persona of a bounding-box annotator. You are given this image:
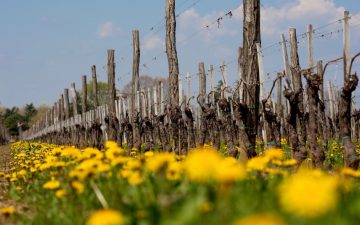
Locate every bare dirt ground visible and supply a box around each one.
[0,144,18,225]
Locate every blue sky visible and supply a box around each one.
[0,0,360,107]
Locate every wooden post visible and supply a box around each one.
[186,72,191,102]
[289,28,303,94]
[328,80,335,121]
[141,88,146,118]
[289,27,306,147]
[221,61,228,98]
[256,42,267,145]
[238,47,244,102]
[242,0,261,158]
[52,104,56,125]
[307,24,314,69]
[153,86,158,115]
[130,30,140,118]
[276,73,283,116]
[60,95,64,121]
[178,73,183,106]
[130,30,142,149]
[343,10,350,81]
[64,89,70,120]
[317,60,324,101]
[256,43,265,100]
[160,81,164,113]
[56,100,61,123]
[165,0,180,107]
[82,75,87,115]
[199,62,206,105]
[209,65,215,104]
[136,90,141,113]
[107,49,117,141]
[277,72,284,137]
[147,87,152,117]
[280,33,292,88]
[71,83,78,116]
[131,30,140,119]
[91,65,99,108]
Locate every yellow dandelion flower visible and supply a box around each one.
[110,156,129,167]
[61,147,81,159]
[282,159,297,167]
[264,168,287,176]
[43,178,61,190]
[246,156,270,171]
[146,153,175,173]
[120,169,131,178]
[86,209,124,225]
[105,146,124,161]
[280,138,287,145]
[278,169,339,218]
[166,161,182,181]
[17,153,26,158]
[215,157,246,183]
[1,206,16,217]
[144,151,154,158]
[232,214,287,225]
[124,159,141,170]
[18,169,26,177]
[341,167,360,178]
[83,148,104,160]
[265,148,283,160]
[128,171,143,186]
[55,189,67,198]
[184,148,222,182]
[105,141,118,150]
[71,181,85,194]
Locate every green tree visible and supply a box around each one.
[4,113,24,136]
[24,103,37,122]
[87,80,109,109]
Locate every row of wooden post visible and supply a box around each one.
[21,5,360,168]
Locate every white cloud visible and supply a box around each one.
[142,34,162,50]
[177,0,350,39]
[97,21,113,38]
[261,0,345,35]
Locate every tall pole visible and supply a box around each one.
[91,65,99,108]
[64,88,70,120]
[238,47,244,102]
[209,65,215,104]
[242,0,261,157]
[343,10,350,81]
[307,24,314,69]
[186,72,191,101]
[289,28,306,148]
[71,82,78,116]
[107,49,117,141]
[131,30,140,120]
[280,33,292,89]
[165,0,180,107]
[199,62,206,105]
[82,75,87,115]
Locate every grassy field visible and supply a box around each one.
[1,141,360,225]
